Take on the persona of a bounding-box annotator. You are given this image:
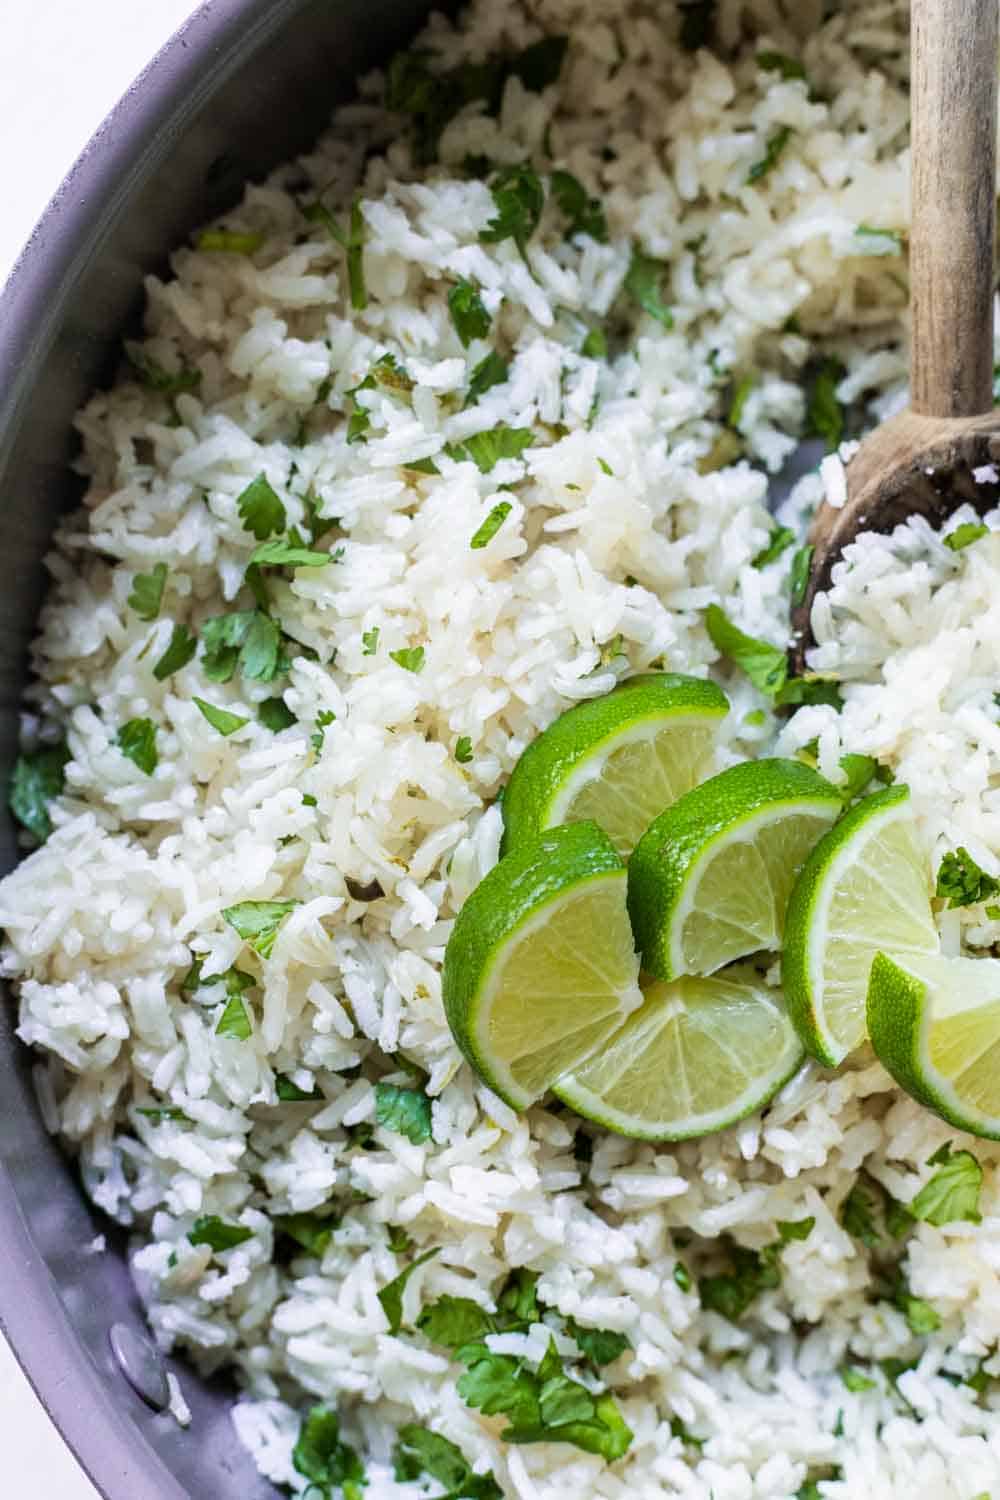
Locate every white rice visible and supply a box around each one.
[5,0,1000,1495]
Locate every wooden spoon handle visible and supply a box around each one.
[910,0,998,417]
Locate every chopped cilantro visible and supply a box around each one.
[673,1261,692,1292]
[192,697,248,737]
[597,457,613,476]
[727,373,755,429]
[389,646,425,673]
[470,501,513,549]
[236,473,286,540]
[417,1294,494,1348]
[910,1143,982,1226]
[250,539,333,568]
[153,623,197,680]
[564,1318,629,1368]
[705,603,787,696]
[137,1106,191,1124]
[9,743,70,842]
[222,899,298,959]
[773,675,843,711]
[839,753,877,801]
[455,736,474,764]
[777,1216,815,1243]
[292,1406,366,1499]
[196,228,264,254]
[378,1247,440,1334]
[311,708,335,752]
[698,1244,781,1321]
[805,359,846,451]
[669,1416,705,1450]
[944,522,989,552]
[480,164,545,257]
[752,524,795,568]
[201,610,283,685]
[466,350,509,406]
[128,562,168,621]
[126,345,202,399]
[258,698,296,732]
[188,1216,253,1251]
[747,125,793,184]
[361,627,380,656]
[456,1334,633,1459]
[375,1082,433,1144]
[581,327,607,359]
[550,170,608,242]
[275,1074,321,1102]
[402,456,440,476]
[840,1180,880,1247]
[839,1366,876,1393]
[346,198,367,311]
[446,424,534,471]
[117,718,158,776]
[274,1211,338,1256]
[387,1225,414,1254]
[392,1425,502,1499]
[757,51,807,81]
[855,224,904,252]
[624,248,673,327]
[448,280,492,346]
[936,846,1000,908]
[789,544,814,606]
[215,994,252,1040]
[679,0,715,50]
[886,1195,915,1238]
[895,1281,941,1336]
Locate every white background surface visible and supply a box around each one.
[2,5,200,1492]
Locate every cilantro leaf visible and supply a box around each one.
[624,249,673,327]
[374,1082,433,1144]
[201,609,284,685]
[706,603,787,696]
[392,1425,502,1500]
[777,1216,815,1243]
[128,562,168,621]
[126,345,202,398]
[192,697,248,737]
[196,228,264,255]
[727,373,756,430]
[773,675,843,711]
[480,165,545,256]
[417,1295,494,1348]
[346,199,367,311]
[275,1074,321,1101]
[840,1180,880,1247]
[378,1247,440,1334]
[550,170,608,242]
[753,524,795,568]
[250,539,333,568]
[496,1268,540,1328]
[747,125,793,184]
[215,994,252,1039]
[361,627,380,656]
[806,359,846,451]
[117,718,158,776]
[455,736,474,763]
[466,351,509,406]
[893,1279,941,1335]
[387,1225,414,1254]
[910,1143,982,1226]
[944,522,989,552]
[673,1261,692,1292]
[446,424,534,472]
[311,708,335,752]
[470,501,512,549]
[839,753,877,801]
[292,1406,366,1495]
[448,280,492,346]
[258,698,296,732]
[389,646,425,673]
[789,544,813,606]
[839,1365,876,1392]
[565,1318,629,1367]
[236,474,286,540]
[936,846,1000,908]
[153,623,198,680]
[9,743,70,842]
[137,1106,192,1125]
[855,224,904,253]
[240,611,283,681]
[581,327,607,359]
[757,51,807,81]
[698,1244,781,1321]
[273,1210,338,1256]
[188,1216,253,1252]
[222,899,298,958]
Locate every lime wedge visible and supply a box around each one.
[868,951,1000,1140]
[554,966,803,1140]
[501,674,728,858]
[627,758,842,981]
[782,785,939,1066]
[442,821,642,1110]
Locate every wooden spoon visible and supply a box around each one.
[790,0,1000,670]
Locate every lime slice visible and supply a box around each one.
[868,951,1000,1139]
[501,673,728,858]
[442,820,642,1110]
[782,785,939,1066]
[554,966,803,1140]
[627,758,842,981]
